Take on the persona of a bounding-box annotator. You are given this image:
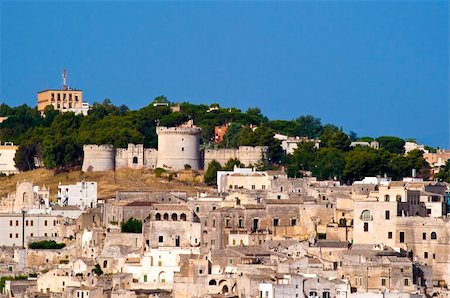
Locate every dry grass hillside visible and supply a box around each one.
[0,168,215,199]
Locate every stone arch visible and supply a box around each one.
[158,271,167,283]
[155,213,161,221]
[360,210,371,221]
[163,213,169,220]
[221,285,229,294]
[180,213,187,221]
[209,279,217,286]
[171,213,178,221]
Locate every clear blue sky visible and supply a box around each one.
[1,1,448,148]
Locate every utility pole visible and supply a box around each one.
[21,209,26,248]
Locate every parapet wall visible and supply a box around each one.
[204,146,268,168]
[115,144,157,169]
[82,145,115,172]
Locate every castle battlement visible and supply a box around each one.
[83,144,115,152]
[156,126,202,136]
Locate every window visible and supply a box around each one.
[181,147,184,151]
[384,195,390,202]
[195,206,200,213]
[388,232,392,239]
[381,278,386,286]
[132,156,138,164]
[262,185,266,190]
[323,292,330,298]
[155,213,161,221]
[361,210,371,221]
[433,253,436,259]
[309,291,318,298]
[144,275,147,282]
[30,233,33,237]
[431,232,437,240]
[30,220,33,226]
[273,218,279,226]
[385,210,390,220]
[236,198,241,205]
[364,222,369,232]
[251,185,255,190]
[423,232,426,240]
[9,234,12,238]
[16,220,18,226]
[400,232,405,243]
[404,278,409,286]
[238,218,243,228]
[9,220,12,226]
[26,220,28,226]
[424,252,428,259]
[158,236,164,243]
[225,218,231,228]
[291,218,297,226]
[396,195,402,202]
[229,258,233,264]
[15,233,18,238]
[212,220,215,228]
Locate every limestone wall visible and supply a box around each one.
[82,145,115,172]
[115,144,157,170]
[204,146,268,168]
[156,126,201,170]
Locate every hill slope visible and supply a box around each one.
[0,168,214,199]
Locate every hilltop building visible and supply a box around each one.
[37,70,89,115]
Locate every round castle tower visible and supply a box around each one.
[82,145,115,172]
[156,126,201,170]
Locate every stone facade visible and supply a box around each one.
[204,146,268,168]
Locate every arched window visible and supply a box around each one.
[339,218,346,226]
[103,260,108,268]
[384,195,390,202]
[431,232,437,240]
[132,156,138,164]
[361,210,372,221]
[180,213,187,221]
[163,213,169,220]
[171,213,178,221]
[209,279,217,286]
[155,213,161,221]
[222,285,229,294]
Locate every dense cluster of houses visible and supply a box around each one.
[0,167,449,298]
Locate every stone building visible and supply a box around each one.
[0,142,19,175]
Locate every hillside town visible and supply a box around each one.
[0,84,449,298]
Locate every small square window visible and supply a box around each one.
[158,236,164,243]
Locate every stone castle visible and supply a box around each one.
[82,123,267,172]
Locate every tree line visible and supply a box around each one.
[0,97,442,184]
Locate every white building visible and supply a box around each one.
[404,141,428,154]
[216,166,270,193]
[274,134,320,154]
[0,142,19,175]
[58,181,97,209]
[0,212,62,246]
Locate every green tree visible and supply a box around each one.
[343,147,390,183]
[222,158,244,170]
[92,264,104,276]
[376,136,405,155]
[312,148,345,180]
[295,115,323,138]
[204,160,222,185]
[29,240,66,249]
[435,160,450,182]
[287,142,317,178]
[121,217,142,233]
[14,141,41,172]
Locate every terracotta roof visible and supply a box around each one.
[126,201,156,207]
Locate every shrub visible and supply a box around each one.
[121,217,142,233]
[92,264,103,276]
[154,167,166,178]
[29,240,65,249]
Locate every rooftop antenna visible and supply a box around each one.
[62,69,68,90]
